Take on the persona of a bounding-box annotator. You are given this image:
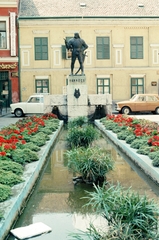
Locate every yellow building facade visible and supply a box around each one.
[18,15,159,102]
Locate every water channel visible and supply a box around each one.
[7,127,159,240]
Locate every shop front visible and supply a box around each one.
[0,62,19,108]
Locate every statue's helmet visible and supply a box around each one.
[74,32,80,38]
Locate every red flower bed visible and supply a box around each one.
[0,113,58,159]
[106,114,159,148]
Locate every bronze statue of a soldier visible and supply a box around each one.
[65,33,88,75]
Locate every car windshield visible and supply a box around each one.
[130,95,137,101]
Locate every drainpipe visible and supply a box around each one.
[17,17,21,102]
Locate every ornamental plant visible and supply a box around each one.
[74,183,159,240]
[65,146,114,184]
[100,114,159,167]
[67,124,99,148]
[0,113,59,205]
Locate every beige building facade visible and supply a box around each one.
[18,0,159,102]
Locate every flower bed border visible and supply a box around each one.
[0,121,63,240]
[95,120,159,185]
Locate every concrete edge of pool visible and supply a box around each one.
[95,120,159,185]
[0,121,64,240]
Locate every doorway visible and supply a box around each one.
[0,71,11,107]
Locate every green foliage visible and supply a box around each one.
[117,130,131,140]
[65,147,113,183]
[152,158,159,167]
[125,134,136,144]
[103,120,118,130]
[21,130,31,142]
[44,119,59,131]
[130,137,149,149]
[137,146,153,155]
[38,127,52,135]
[0,169,23,187]
[67,116,88,128]
[11,148,38,164]
[0,210,3,220]
[0,160,24,175]
[112,125,127,133]
[17,142,40,152]
[67,125,99,148]
[30,132,50,146]
[84,183,159,239]
[148,150,159,161]
[0,183,12,202]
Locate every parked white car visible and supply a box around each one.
[10,95,44,117]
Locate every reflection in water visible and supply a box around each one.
[8,129,159,240]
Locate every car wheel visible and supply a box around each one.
[121,107,131,115]
[14,108,24,117]
[155,107,159,114]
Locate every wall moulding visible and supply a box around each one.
[94,29,111,34]
[63,30,81,34]
[113,44,124,48]
[32,30,50,34]
[124,27,148,29]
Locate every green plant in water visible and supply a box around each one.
[82,182,159,240]
[66,125,99,148]
[67,116,88,129]
[65,147,113,184]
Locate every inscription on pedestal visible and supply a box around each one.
[67,75,86,85]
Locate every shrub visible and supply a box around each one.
[130,137,149,149]
[0,169,23,187]
[125,134,136,144]
[66,125,99,148]
[0,160,24,175]
[117,130,131,140]
[149,151,159,160]
[65,147,113,184]
[0,183,12,202]
[44,120,59,131]
[152,158,159,167]
[11,148,38,164]
[30,132,50,146]
[104,121,118,130]
[137,146,153,155]
[38,127,52,135]
[17,142,40,152]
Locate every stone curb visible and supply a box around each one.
[95,120,159,184]
[0,121,64,240]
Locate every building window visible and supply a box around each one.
[35,79,49,93]
[96,37,110,59]
[131,78,144,96]
[130,37,143,59]
[97,78,110,94]
[34,37,48,60]
[0,21,7,49]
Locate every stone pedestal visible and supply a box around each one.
[67,75,88,119]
